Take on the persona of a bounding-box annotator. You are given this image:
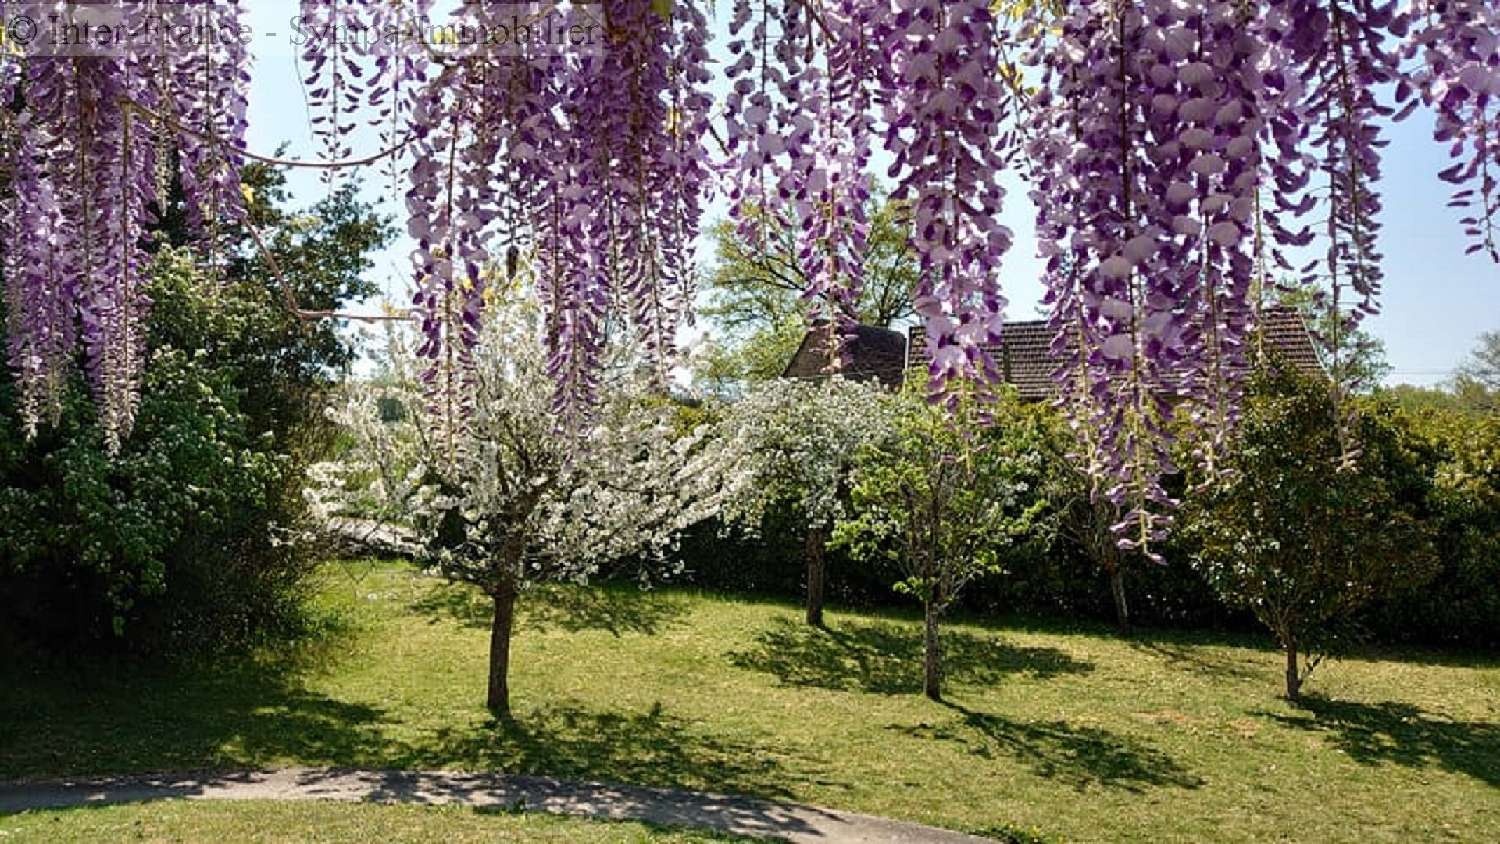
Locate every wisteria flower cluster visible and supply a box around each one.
[1024,0,1267,556]
[2,0,248,450]
[1019,0,1495,553]
[1,1,1495,552]
[723,0,1012,395]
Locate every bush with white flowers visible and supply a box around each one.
[717,376,897,625]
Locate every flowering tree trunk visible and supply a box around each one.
[1283,638,1302,702]
[1083,497,1132,636]
[805,525,828,627]
[922,595,943,702]
[487,580,519,717]
[1108,563,1131,636]
[484,527,530,718]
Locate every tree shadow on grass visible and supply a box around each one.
[1125,639,1264,681]
[890,702,1202,793]
[407,581,689,637]
[728,616,1093,695]
[389,702,797,801]
[403,580,491,629]
[0,654,398,779]
[1262,696,1500,788]
[3,650,803,808]
[518,587,690,637]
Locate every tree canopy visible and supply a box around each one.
[694,197,919,394]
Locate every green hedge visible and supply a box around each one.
[669,390,1499,649]
[1363,405,1500,647]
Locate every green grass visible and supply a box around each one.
[0,801,736,842]
[3,560,1497,842]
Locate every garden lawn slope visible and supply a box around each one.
[0,800,739,842]
[2,562,1496,842]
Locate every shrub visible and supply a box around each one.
[1365,406,1500,647]
[0,162,389,658]
[1,255,308,654]
[672,373,1495,653]
[1180,360,1439,699]
[835,384,1050,700]
[0,212,392,658]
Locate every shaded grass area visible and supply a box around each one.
[728,616,1095,695]
[892,701,1201,793]
[410,580,692,638]
[2,562,1497,842]
[1263,697,1500,788]
[0,800,740,843]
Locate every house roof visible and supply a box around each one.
[782,306,1324,400]
[1255,306,1325,375]
[905,305,1324,400]
[781,322,909,388]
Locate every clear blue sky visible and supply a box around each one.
[241,2,1494,387]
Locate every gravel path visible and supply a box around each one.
[0,768,990,843]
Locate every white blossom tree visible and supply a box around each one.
[719,377,896,626]
[310,290,743,716]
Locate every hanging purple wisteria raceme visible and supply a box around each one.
[1024,0,1266,556]
[3,124,77,437]
[791,0,879,351]
[1,0,250,451]
[1019,0,1494,554]
[389,0,712,439]
[879,0,1013,398]
[0,2,1494,523]
[722,0,1012,394]
[1401,0,1500,262]
[1258,0,1404,467]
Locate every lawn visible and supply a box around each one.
[2,561,1496,842]
[0,800,738,842]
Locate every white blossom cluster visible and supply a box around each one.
[716,377,896,534]
[308,291,749,593]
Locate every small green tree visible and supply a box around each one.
[835,385,1046,700]
[1456,330,1500,392]
[1452,330,1500,412]
[1181,360,1438,700]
